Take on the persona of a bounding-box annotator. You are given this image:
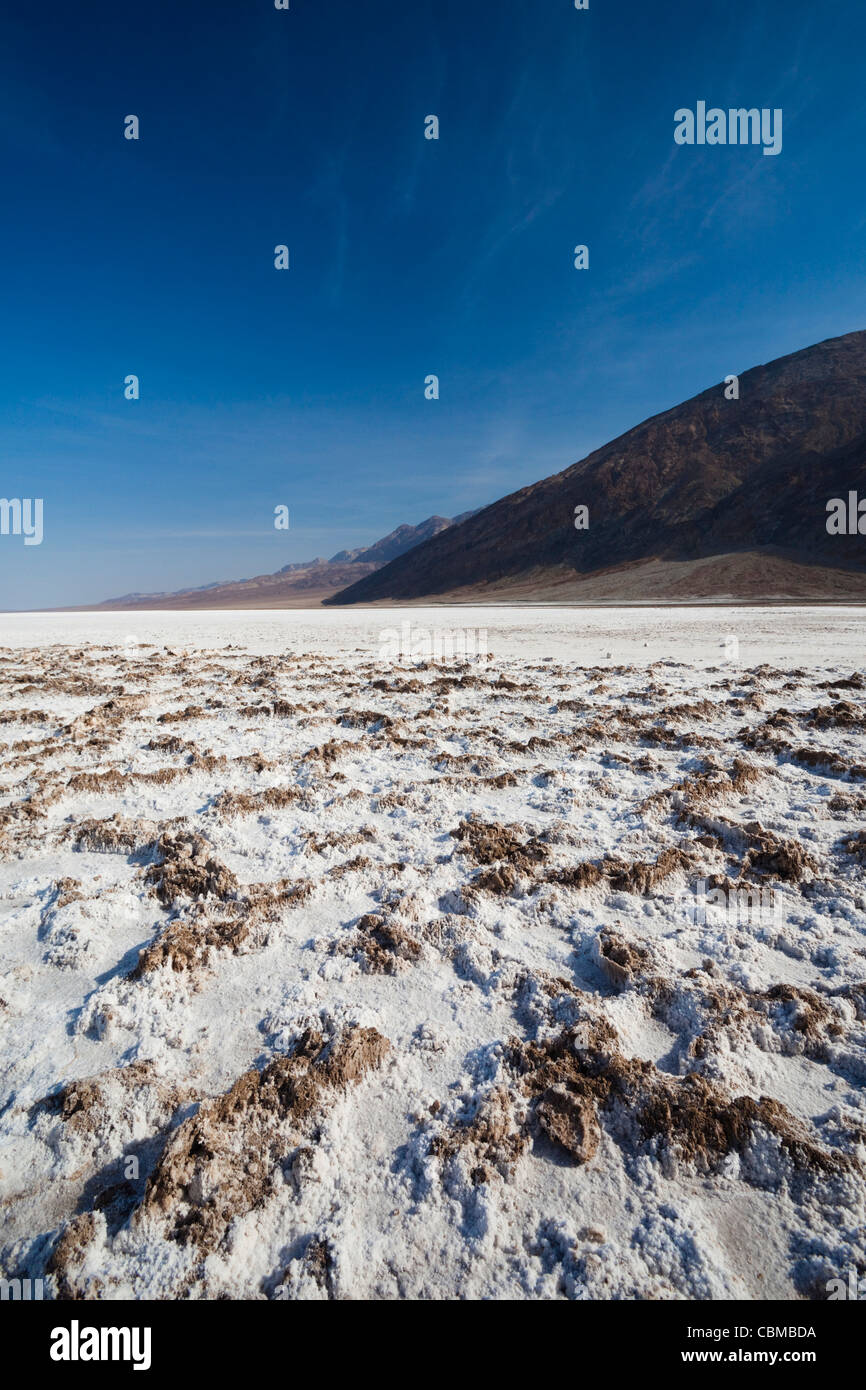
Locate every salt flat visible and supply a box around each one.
[3,603,864,664]
[0,607,863,1300]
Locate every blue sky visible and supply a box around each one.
[1,0,865,608]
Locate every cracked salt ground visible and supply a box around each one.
[599,995,681,1071]
[0,608,864,1299]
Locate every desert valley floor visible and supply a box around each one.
[0,606,864,1300]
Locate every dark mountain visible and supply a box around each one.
[327,331,866,605]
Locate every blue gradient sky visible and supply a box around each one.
[2,0,865,608]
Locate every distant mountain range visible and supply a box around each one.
[328,330,866,605]
[93,514,478,611]
[93,331,866,611]
[328,512,478,566]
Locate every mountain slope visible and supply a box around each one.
[326,331,866,605]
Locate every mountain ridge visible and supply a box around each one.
[326,330,866,606]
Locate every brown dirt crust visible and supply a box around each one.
[137,1026,390,1250]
